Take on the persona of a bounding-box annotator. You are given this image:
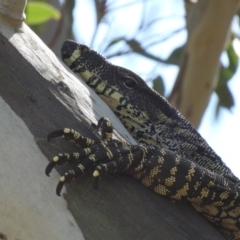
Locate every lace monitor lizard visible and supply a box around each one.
[46,40,240,239]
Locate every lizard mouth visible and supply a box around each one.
[61,40,108,83]
[61,40,92,81]
[61,40,124,112]
[61,40,121,98]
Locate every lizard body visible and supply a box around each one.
[46,40,240,239]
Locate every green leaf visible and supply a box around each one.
[227,41,239,74]
[127,39,144,53]
[165,45,185,65]
[152,76,165,96]
[218,41,239,85]
[215,39,238,113]
[215,83,234,109]
[219,66,233,84]
[25,2,61,25]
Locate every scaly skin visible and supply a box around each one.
[47,40,240,239]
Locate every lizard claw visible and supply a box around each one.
[47,129,65,141]
[45,154,68,176]
[56,177,66,196]
[56,171,75,196]
[45,161,57,176]
[92,170,100,190]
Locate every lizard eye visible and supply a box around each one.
[122,77,138,89]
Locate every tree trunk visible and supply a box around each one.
[0,1,225,239]
[169,0,240,127]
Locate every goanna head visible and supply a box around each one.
[61,40,184,130]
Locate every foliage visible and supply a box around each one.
[25,0,61,37]
[216,40,239,116]
[25,1,60,25]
